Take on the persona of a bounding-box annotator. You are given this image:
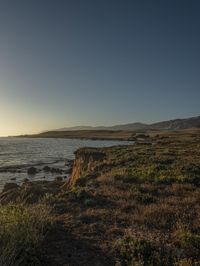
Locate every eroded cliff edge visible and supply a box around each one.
[63,147,107,189]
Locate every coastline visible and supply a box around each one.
[0,138,131,191]
[15,128,200,141]
[15,129,137,141]
[1,130,200,265]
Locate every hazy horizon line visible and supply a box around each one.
[1,113,199,138]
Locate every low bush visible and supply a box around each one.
[133,192,156,204]
[114,174,140,184]
[173,229,200,258]
[116,235,174,265]
[71,187,92,201]
[83,198,97,207]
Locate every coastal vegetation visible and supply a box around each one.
[0,130,200,265]
[17,127,200,142]
[0,202,53,266]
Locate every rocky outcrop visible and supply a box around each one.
[63,148,106,189]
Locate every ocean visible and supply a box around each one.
[0,137,130,191]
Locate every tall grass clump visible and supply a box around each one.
[0,203,53,266]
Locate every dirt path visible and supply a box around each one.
[42,222,115,266]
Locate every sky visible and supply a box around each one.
[0,0,199,136]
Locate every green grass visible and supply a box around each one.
[82,137,200,185]
[0,203,53,266]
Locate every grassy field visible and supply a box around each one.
[1,130,200,265]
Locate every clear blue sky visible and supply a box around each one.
[0,0,199,136]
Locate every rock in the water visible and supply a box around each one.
[51,168,63,174]
[27,167,37,175]
[43,166,51,172]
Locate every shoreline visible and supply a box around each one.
[14,127,200,141]
[15,129,137,141]
[0,138,132,191]
[0,159,73,192]
[1,130,200,265]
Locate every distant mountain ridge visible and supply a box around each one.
[56,122,147,131]
[149,116,200,130]
[55,115,200,131]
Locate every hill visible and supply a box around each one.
[55,115,200,131]
[17,115,200,140]
[56,122,147,131]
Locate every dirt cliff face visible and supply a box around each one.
[64,148,106,189]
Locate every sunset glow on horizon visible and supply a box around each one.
[0,0,199,136]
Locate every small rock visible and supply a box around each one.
[27,167,37,175]
[50,167,56,173]
[51,168,63,174]
[10,177,16,181]
[55,176,63,181]
[65,159,73,166]
[43,166,51,172]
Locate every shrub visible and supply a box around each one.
[0,203,53,266]
[116,235,174,266]
[133,192,156,204]
[174,229,200,258]
[71,187,92,201]
[141,204,177,230]
[175,258,194,266]
[114,174,140,184]
[83,198,97,207]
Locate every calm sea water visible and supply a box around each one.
[0,137,130,191]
